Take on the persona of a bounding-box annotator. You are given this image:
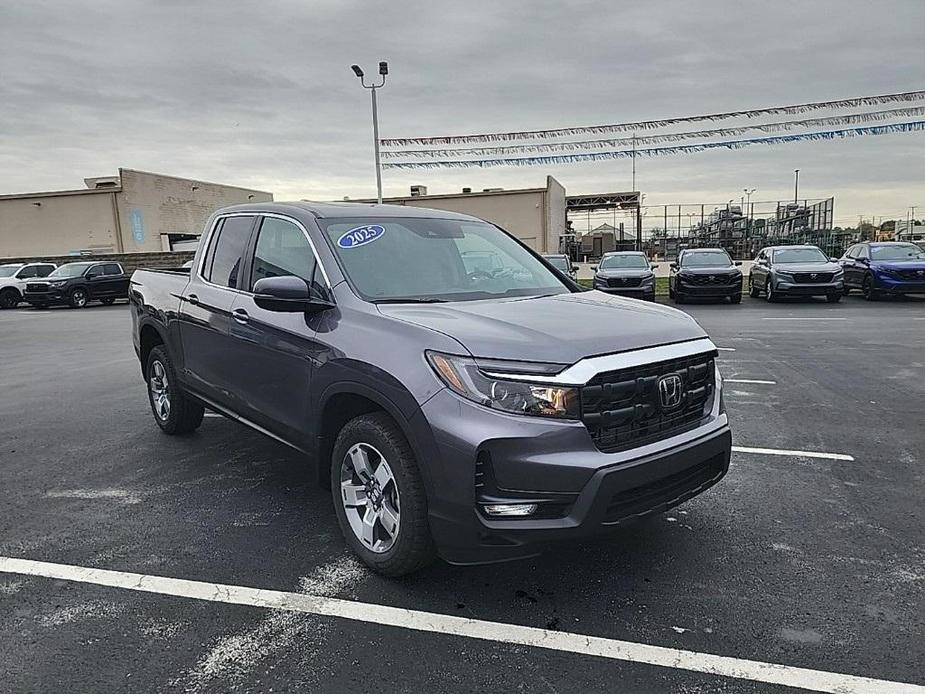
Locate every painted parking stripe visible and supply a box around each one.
[724,379,776,385]
[716,347,736,352]
[761,317,847,321]
[1,557,917,693]
[732,446,854,461]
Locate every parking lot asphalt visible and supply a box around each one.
[1,295,923,693]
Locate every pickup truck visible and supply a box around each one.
[130,202,731,576]
[0,262,57,309]
[24,261,130,308]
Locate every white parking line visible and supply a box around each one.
[716,347,736,352]
[203,412,223,418]
[761,317,847,321]
[724,379,776,385]
[732,446,854,461]
[1,557,917,693]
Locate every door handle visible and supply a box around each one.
[187,294,199,306]
[232,308,249,325]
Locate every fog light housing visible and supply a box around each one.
[482,503,538,517]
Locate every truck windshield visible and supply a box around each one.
[773,248,827,263]
[681,251,733,267]
[599,255,648,269]
[320,218,569,302]
[0,266,20,277]
[49,262,94,278]
[871,244,925,261]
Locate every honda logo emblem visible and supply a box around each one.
[657,374,684,410]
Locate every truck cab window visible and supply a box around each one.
[205,216,255,288]
[250,217,317,290]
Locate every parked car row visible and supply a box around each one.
[0,260,131,309]
[585,241,925,305]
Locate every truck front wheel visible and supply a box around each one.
[146,345,204,434]
[331,412,435,576]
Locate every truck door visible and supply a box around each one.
[178,214,258,410]
[226,214,327,442]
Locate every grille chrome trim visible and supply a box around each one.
[481,337,716,386]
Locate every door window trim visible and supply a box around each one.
[196,212,331,294]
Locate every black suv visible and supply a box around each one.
[669,249,742,303]
[24,261,131,308]
[592,251,656,301]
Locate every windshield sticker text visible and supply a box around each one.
[338,225,385,249]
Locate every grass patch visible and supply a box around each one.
[579,277,669,296]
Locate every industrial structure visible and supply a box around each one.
[0,168,273,258]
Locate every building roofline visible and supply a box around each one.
[353,186,547,204]
[0,187,119,201]
[118,168,273,195]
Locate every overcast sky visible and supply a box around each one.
[2,0,923,228]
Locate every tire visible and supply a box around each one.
[100,297,116,306]
[765,278,777,302]
[748,277,760,298]
[0,288,21,309]
[862,274,879,301]
[146,345,204,435]
[69,287,89,308]
[331,412,435,576]
[730,292,742,304]
[826,293,841,303]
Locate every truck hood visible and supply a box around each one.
[377,290,706,364]
[871,260,925,272]
[0,278,22,289]
[676,266,741,275]
[595,270,654,280]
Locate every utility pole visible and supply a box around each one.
[631,133,637,191]
[793,169,800,204]
[351,61,389,204]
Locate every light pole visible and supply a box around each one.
[793,169,800,204]
[351,61,388,204]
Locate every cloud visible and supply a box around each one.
[1,0,922,222]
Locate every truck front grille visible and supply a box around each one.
[792,272,834,283]
[607,276,642,288]
[683,273,736,286]
[580,351,716,453]
[26,282,50,292]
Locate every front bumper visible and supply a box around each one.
[23,290,66,305]
[774,279,843,296]
[418,385,730,565]
[677,281,741,297]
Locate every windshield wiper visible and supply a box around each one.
[372,297,448,304]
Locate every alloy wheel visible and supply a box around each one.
[72,290,87,307]
[340,443,400,554]
[149,360,171,420]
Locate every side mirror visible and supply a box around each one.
[650,263,658,269]
[734,261,743,266]
[670,262,678,269]
[829,257,838,262]
[591,265,598,271]
[253,276,333,313]
[86,271,101,279]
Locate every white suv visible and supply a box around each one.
[0,263,57,309]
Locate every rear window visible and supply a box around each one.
[203,216,255,288]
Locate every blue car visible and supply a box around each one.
[840,241,925,300]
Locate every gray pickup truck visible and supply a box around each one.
[130,202,731,575]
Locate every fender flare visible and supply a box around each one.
[314,377,439,493]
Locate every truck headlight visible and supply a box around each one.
[426,352,580,419]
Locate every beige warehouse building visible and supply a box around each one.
[362,175,567,253]
[0,168,273,258]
